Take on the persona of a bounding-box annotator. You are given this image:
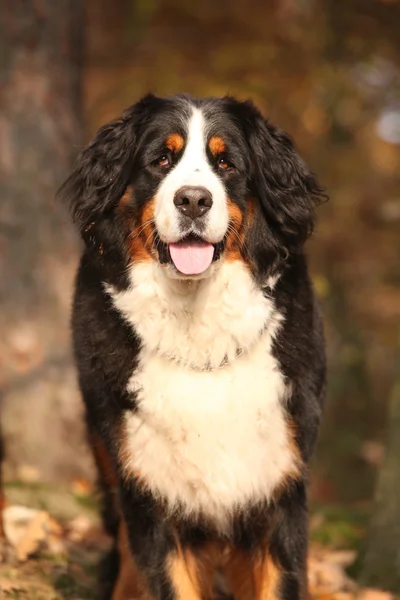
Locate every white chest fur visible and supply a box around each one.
[107,261,297,530]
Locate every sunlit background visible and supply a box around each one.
[1,0,400,594]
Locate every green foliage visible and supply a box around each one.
[311,503,369,550]
[52,572,94,599]
[5,482,99,523]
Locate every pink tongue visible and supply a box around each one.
[169,240,214,275]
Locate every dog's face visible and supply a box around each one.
[60,95,324,284]
[122,97,251,280]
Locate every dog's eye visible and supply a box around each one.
[155,153,171,168]
[218,155,232,170]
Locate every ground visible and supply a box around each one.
[0,482,396,600]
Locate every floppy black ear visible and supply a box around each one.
[58,94,157,233]
[238,101,326,273]
[58,114,135,233]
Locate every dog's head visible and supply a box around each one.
[60,94,324,284]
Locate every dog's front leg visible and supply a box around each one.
[223,480,309,600]
[119,482,202,600]
[253,480,309,600]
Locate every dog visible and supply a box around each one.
[59,94,326,600]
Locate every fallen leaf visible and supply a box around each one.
[67,515,92,542]
[3,506,38,548]
[322,550,357,567]
[71,478,93,496]
[309,551,356,596]
[3,505,64,561]
[0,580,22,592]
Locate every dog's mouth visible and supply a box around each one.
[157,234,224,276]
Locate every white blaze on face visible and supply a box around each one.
[154,107,229,244]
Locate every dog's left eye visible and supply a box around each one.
[217,155,232,170]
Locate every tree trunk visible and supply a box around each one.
[0,1,93,482]
[360,334,400,591]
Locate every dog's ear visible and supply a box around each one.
[58,94,156,233]
[237,101,326,274]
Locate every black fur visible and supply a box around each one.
[60,94,327,599]
[226,98,325,277]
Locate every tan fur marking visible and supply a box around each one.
[119,186,133,210]
[227,199,244,231]
[223,548,255,599]
[194,542,221,598]
[253,553,281,600]
[88,430,122,529]
[225,199,246,262]
[273,419,303,501]
[224,549,283,600]
[88,433,151,599]
[129,199,156,263]
[112,521,151,600]
[89,431,118,489]
[247,197,256,224]
[286,418,303,470]
[91,421,146,491]
[209,136,226,156]
[167,540,202,599]
[166,133,184,153]
[119,186,155,263]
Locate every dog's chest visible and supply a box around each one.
[109,261,297,528]
[124,339,295,527]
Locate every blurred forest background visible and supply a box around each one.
[1,0,400,596]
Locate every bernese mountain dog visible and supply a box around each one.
[59,94,327,600]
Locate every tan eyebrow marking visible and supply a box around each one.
[208,136,226,156]
[166,133,184,153]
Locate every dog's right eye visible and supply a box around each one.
[154,153,171,168]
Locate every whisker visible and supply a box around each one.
[227,224,247,253]
[129,218,156,241]
[144,229,156,248]
[129,218,155,237]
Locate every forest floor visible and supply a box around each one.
[0,482,396,600]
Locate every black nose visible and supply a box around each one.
[173,186,213,220]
